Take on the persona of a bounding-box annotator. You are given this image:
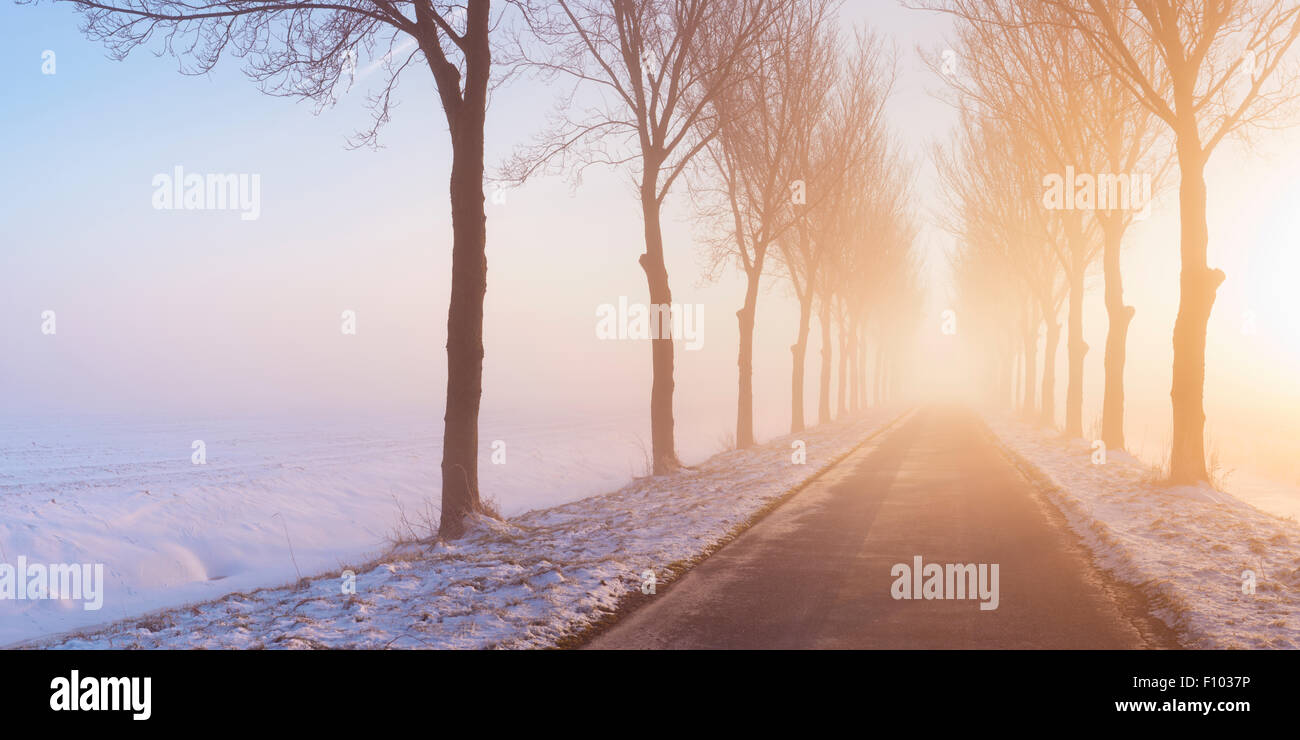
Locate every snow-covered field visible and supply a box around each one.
[985,415,1300,649]
[0,403,780,646]
[1222,472,1300,524]
[9,408,901,648]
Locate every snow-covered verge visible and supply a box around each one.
[985,415,1300,649]
[18,409,904,649]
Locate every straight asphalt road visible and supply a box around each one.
[586,406,1178,649]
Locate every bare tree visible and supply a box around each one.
[39,0,525,538]
[504,0,783,473]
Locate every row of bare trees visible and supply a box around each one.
[690,0,921,449]
[510,0,921,461]
[931,0,1300,484]
[51,0,920,538]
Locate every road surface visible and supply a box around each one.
[586,406,1178,649]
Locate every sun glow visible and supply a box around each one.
[1249,204,1300,353]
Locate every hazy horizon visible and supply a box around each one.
[3,0,1300,489]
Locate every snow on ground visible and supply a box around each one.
[0,402,777,646]
[985,414,1300,649]
[16,409,901,649]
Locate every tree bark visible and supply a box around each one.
[1023,313,1038,418]
[850,314,862,412]
[1064,257,1087,438]
[1169,136,1224,483]
[735,265,761,449]
[854,319,865,410]
[435,13,490,540]
[837,308,849,417]
[1101,218,1134,450]
[638,182,679,473]
[818,300,833,425]
[1014,332,1023,413]
[790,292,813,434]
[1040,318,1060,428]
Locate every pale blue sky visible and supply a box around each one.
[0,1,957,425]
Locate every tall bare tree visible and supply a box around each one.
[42,0,520,538]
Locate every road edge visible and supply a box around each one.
[562,407,915,649]
[977,414,1186,650]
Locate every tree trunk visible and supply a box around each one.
[1008,331,1019,413]
[852,319,863,411]
[735,266,761,449]
[437,57,490,540]
[818,300,833,425]
[790,293,813,434]
[1169,138,1224,483]
[1023,314,1038,418]
[1101,218,1134,451]
[838,308,849,417]
[851,315,862,411]
[638,186,679,473]
[1064,257,1087,438]
[851,323,860,411]
[1040,318,1060,428]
